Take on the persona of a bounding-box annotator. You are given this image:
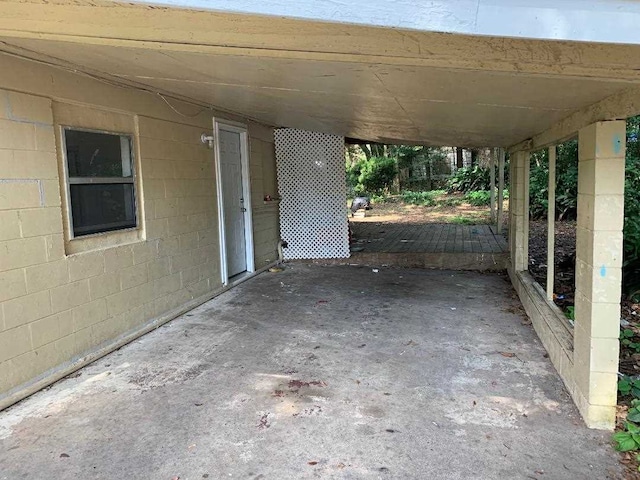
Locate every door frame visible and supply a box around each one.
[213,118,255,285]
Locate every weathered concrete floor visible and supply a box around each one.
[0,265,620,479]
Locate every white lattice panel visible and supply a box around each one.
[275,129,349,260]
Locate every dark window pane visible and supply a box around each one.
[65,130,132,178]
[70,184,136,236]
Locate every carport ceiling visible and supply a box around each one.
[1,0,640,147]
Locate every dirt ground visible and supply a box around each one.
[350,194,506,225]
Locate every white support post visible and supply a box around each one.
[574,120,625,429]
[497,147,505,234]
[546,146,556,301]
[523,152,530,269]
[490,148,496,223]
[510,150,530,272]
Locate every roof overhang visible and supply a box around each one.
[1,0,639,147]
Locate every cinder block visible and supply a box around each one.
[198,228,218,247]
[146,218,168,240]
[577,159,595,195]
[157,235,180,257]
[0,210,21,241]
[590,337,620,373]
[179,231,198,250]
[576,193,594,231]
[5,151,58,179]
[72,298,108,331]
[584,404,617,430]
[594,158,625,195]
[7,91,53,124]
[41,179,62,207]
[45,234,65,261]
[104,246,134,273]
[73,326,93,356]
[68,251,105,281]
[132,241,157,265]
[574,291,620,339]
[180,265,199,286]
[591,267,622,303]
[147,257,171,280]
[166,215,191,236]
[50,280,90,314]
[154,198,179,219]
[588,371,619,406]
[19,207,63,237]
[89,272,120,300]
[0,268,27,302]
[120,264,148,290]
[105,284,145,317]
[30,314,64,349]
[25,259,69,293]
[143,179,166,200]
[592,195,624,231]
[0,119,36,150]
[0,181,42,210]
[3,290,51,330]
[171,251,195,273]
[579,121,626,161]
[0,325,32,363]
[153,273,181,298]
[35,125,56,153]
[0,236,47,271]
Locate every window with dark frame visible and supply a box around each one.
[63,128,137,237]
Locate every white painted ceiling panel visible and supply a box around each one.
[1,0,640,147]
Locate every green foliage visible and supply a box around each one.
[450,215,481,225]
[621,329,640,354]
[401,190,446,206]
[346,156,397,195]
[528,140,578,220]
[394,145,449,192]
[628,399,640,423]
[464,189,510,206]
[564,306,575,321]
[369,193,388,204]
[447,165,491,193]
[613,422,640,452]
[619,375,640,398]
[623,116,640,296]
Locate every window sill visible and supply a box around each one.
[65,227,144,256]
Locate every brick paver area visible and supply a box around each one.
[350,222,508,254]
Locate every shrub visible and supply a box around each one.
[346,156,397,195]
[464,190,510,206]
[447,165,491,193]
[401,190,445,206]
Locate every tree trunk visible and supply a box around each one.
[456,147,464,169]
[360,144,372,160]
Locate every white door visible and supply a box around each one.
[219,128,247,277]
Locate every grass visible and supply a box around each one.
[450,215,478,225]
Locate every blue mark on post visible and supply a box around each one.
[600,265,607,277]
[613,134,622,155]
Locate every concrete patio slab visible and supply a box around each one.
[0,265,620,479]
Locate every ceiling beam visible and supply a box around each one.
[508,85,640,153]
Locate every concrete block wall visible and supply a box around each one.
[508,120,626,429]
[0,53,279,408]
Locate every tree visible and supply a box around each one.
[456,147,464,169]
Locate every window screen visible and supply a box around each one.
[64,129,137,237]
